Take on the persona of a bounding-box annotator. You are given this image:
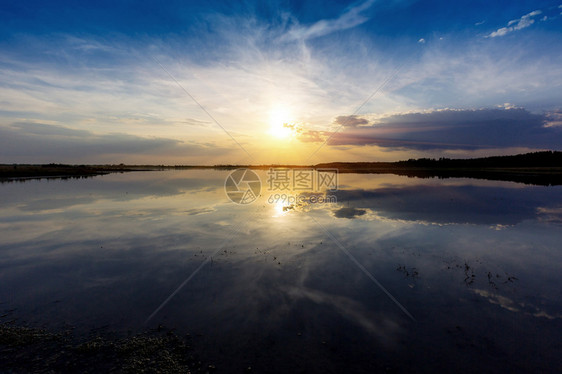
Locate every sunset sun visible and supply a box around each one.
[270,121,293,139]
[269,108,295,139]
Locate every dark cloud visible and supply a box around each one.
[298,115,369,143]
[0,122,228,161]
[305,108,562,150]
[334,115,369,128]
[333,207,367,219]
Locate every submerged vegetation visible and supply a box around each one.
[0,321,203,373]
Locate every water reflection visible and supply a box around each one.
[0,170,561,372]
[332,184,562,225]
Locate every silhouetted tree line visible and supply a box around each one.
[397,151,562,168]
[313,151,562,186]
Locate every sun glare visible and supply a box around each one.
[269,108,294,139]
[272,200,295,217]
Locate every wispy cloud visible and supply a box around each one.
[285,286,402,341]
[487,10,542,37]
[281,0,376,42]
[472,289,562,319]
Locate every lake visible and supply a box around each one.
[1,170,561,372]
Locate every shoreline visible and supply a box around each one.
[2,152,561,185]
[2,167,561,187]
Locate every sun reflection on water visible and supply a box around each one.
[272,201,295,217]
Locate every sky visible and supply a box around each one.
[0,0,561,165]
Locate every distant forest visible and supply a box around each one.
[313,151,562,186]
[399,151,562,168]
[315,151,562,169]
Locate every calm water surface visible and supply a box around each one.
[0,170,561,372]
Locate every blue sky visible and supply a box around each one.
[1,0,561,164]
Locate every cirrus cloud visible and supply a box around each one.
[280,0,376,42]
[487,10,542,38]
